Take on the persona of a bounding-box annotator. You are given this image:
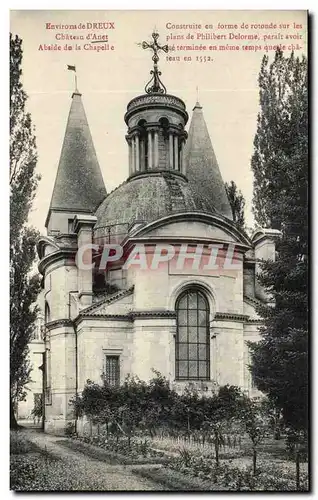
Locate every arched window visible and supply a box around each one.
[175,289,210,380]
[44,301,50,324]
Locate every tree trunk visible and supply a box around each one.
[253,447,257,476]
[10,397,19,430]
[214,431,219,466]
[274,418,281,440]
[296,449,300,490]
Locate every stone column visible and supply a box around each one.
[128,139,132,176]
[169,132,174,170]
[135,134,140,172]
[148,130,153,170]
[180,140,184,174]
[174,135,179,170]
[132,136,136,173]
[154,130,159,169]
[74,215,97,308]
[211,330,218,382]
[140,138,145,172]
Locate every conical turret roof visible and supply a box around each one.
[184,102,233,220]
[48,91,107,220]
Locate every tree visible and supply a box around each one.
[249,49,308,432]
[225,180,246,232]
[251,49,307,229]
[239,397,271,475]
[10,33,41,428]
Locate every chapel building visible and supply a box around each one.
[37,32,278,434]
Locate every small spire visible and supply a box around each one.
[193,101,202,110]
[184,102,233,220]
[138,31,169,94]
[67,64,80,95]
[193,87,202,109]
[47,88,106,224]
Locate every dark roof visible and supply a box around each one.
[183,102,233,220]
[48,92,107,217]
[95,172,202,233]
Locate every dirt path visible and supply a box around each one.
[24,430,168,491]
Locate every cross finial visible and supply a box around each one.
[196,86,199,101]
[138,31,169,94]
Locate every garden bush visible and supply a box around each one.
[78,433,168,460]
[72,372,248,439]
[170,451,309,491]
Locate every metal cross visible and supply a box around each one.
[138,31,169,94]
[140,31,169,66]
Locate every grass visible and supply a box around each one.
[57,438,171,465]
[132,466,226,491]
[10,430,43,455]
[10,431,63,491]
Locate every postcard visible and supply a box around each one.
[10,10,308,492]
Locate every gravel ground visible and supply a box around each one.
[23,430,168,491]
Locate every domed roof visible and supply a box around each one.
[94,172,209,236]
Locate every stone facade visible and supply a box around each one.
[17,309,45,422]
[33,71,278,434]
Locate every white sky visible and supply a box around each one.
[10,10,307,233]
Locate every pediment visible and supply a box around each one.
[79,287,134,317]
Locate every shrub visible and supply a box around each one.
[170,453,309,491]
[64,421,76,437]
[72,373,247,437]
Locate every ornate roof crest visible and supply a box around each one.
[138,31,169,94]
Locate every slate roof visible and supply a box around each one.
[183,102,233,220]
[94,172,201,233]
[48,92,107,217]
[95,101,233,230]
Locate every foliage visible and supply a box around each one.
[10,455,39,490]
[31,394,43,421]
[10,33,41,427]
[237,396,272,474]
[10,452,114,491]
[249,49,308,432]
[10,431,39,455]
[225,180,246,232]
[58,435,168,466]
[170,453,309,491]
[251,49,307,229]
[64,422,76,437]
[81,434,159,459]
[238,398,270,446]
[72,374,244,439]
[133,465,215,491]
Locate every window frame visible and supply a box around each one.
[104,353,121,387]
[175,288,210,381]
